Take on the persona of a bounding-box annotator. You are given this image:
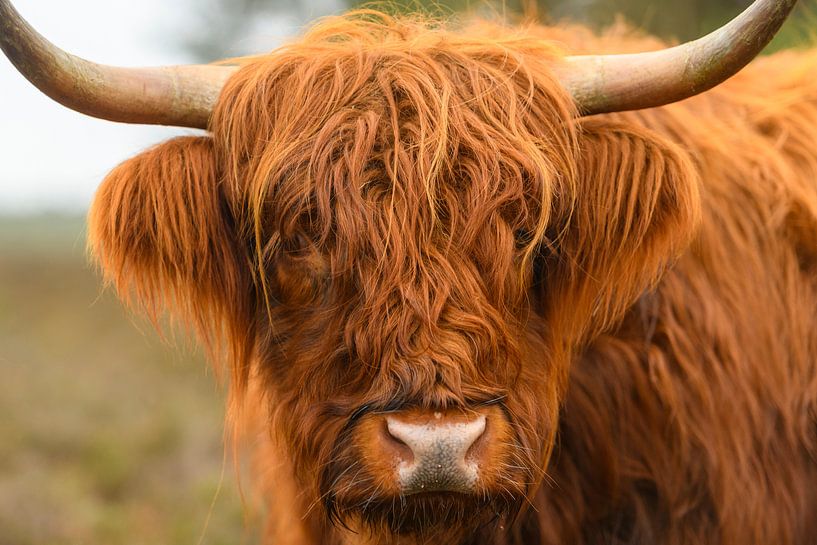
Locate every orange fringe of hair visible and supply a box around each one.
[89,11,817,545]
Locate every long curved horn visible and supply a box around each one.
[0,0,236,128]
[558,0,798,115]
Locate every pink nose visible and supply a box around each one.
[384,413,487,494]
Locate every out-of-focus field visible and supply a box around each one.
[0,215,252,545]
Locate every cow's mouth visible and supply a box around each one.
[319,400,532,537]
[330,489,521,537]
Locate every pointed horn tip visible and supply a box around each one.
[561,0,799,115]
[0,0,236,128]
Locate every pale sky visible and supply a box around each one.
[0,0,342,214]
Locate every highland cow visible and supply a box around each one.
[3,0,817,543]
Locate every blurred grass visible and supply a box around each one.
[0,215,252,545]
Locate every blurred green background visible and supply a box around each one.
[0,216,253,545]
[0,0,813,544]
[182,0,815,60]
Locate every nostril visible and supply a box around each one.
[381,420,414,463]
[463,417,488,460]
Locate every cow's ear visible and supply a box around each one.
[542,118,701,340]
[88,136,250,348]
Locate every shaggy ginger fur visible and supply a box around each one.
[88,11,817,545]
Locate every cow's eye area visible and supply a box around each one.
[271,235,329,305]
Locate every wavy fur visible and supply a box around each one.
[88,11,817,545]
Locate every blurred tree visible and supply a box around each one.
[181,0,345,60]
[541,0,812,49]
[545,0,752,42]
[180,0,813,61]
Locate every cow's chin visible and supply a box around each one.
[332,490,520,541]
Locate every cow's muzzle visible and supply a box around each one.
[320,400,529,534]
